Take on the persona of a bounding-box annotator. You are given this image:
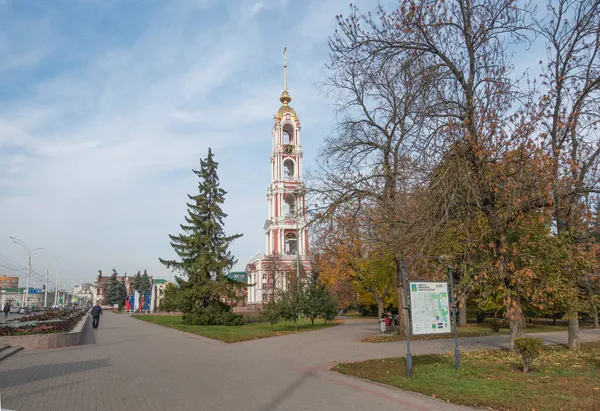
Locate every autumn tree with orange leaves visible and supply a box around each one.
[315,209,396,319]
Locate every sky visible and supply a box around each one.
[0,0,401,290]
[0,0,549,292]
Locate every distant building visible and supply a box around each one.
[92,272,131,305]
[0,276,19,289]
[73,284,93,308]
[91,271,171,309]
[152,279,170,309]
[0,287,60,308]
[226,272,248,307]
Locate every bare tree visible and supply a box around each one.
[538,0,600,349]
[309,20,440,336]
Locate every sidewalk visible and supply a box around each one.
[1,313,598,411]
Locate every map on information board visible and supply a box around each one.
[409,281,451,335]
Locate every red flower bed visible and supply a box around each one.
[0,310,87,336]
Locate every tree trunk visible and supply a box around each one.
[567,305,580,350]
[376,297,385,319]
[395,257,407,339]
[585,275,599,329]
[507,294,525,352]
[458,296,467,327]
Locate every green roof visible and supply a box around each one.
[226,272,247,282]
[153,279,168,284]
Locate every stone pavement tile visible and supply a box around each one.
[1,313,598,411]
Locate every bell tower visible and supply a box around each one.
[265,47,308,258]
[245,48,310,306]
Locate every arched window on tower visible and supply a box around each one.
[283,159,295,179]
[285,233,297,255]
[282,123,294,144]
[284,196,296,217]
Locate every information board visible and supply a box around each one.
[409,281,451,335]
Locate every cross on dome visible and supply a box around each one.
[275,47,298,121]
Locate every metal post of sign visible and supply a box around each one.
[448,266,461,370]
[402,258,413,377]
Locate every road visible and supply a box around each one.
[0,313,599,411]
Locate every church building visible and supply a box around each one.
[245,49,311,306]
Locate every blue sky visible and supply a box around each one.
[0,0,398,289]
[0,0,549,291]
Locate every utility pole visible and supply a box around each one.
[55,271,60,307]
[44,264,49,308]
[10,237,44,308]
[25,253,31,307]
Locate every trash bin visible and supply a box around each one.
[379,319,386,334]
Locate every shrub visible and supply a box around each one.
[514,337,543,373]
[240,311,264,324]
[320,296,340,323]
[261,299,281,331]
[488,318,503,332]
[181,301,243,326]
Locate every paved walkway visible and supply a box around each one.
[0,314,599,411]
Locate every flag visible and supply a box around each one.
[129,295,134,310]
[125,298,131,310]
[150,284,156,313]
[134,290,140,310]
[143,290,150,310]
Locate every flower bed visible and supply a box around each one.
[0,310,87,336]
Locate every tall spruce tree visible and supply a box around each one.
[159,148,243,325]
[118,277,127,305]
[140,270,151,293]
[131,271,142,292]
[107,269,127,308]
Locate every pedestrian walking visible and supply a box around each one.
[3,303,10,318]
[91,302,102,329]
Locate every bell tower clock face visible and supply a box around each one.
[283,144,295,155]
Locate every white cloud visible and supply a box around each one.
[249,2,264,16]
[0,0,384,288]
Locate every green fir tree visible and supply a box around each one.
[106,269,127,308]
[131,271,142,293]
[159,148,243,325]
[140,270,151,294]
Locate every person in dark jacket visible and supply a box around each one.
[3,303,10,318]
[91,303,103,329]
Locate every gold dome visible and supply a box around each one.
[275,90,298,120]
[275,105,298,120]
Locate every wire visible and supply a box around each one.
[0,252,27,270]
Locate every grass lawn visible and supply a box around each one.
[132,315,339,343]
[334,342,600,411]
[362,322,592,343]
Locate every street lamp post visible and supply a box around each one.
[10,237,44,308]
[45,258,59,309]
[44,263,49,309]
[55,268,60,308]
